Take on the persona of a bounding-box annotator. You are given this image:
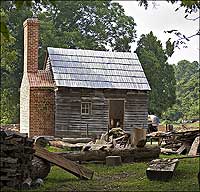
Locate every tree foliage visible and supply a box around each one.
[0,10,18,123]
[137,0,200,49]
[136,31,176,116]
[163,60,199,121]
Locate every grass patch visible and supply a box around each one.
[45,145,70,152]
[30,154,199,192]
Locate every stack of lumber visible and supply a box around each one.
[0,130,35,189]
[161,129,200,155]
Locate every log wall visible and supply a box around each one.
[55,88,149,138]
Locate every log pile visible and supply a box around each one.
[0,124,20,133]
[156,129,200,155]
[147,128,200,155]
[47,127,131,151]
[0,130,35,189]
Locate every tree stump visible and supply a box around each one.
[131,128,146,148]
[106,156,122,166]
[31,157,51,179]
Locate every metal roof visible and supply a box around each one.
[47,47,151,90]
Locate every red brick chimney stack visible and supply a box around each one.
[23,18,39,73]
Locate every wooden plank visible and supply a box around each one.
[34,145,94,180]
[176,143,186,154]
[188,136,200,156]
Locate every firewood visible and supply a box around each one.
[0,130,34,189]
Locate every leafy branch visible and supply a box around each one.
[164,29,200,49]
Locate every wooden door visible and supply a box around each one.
[109,100,124,129]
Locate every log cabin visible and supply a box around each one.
[20,18,151,138]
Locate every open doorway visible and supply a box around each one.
[109,100,124,129]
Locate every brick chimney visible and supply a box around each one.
[23,18,39,73]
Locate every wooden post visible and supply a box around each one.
[107,125,110,142]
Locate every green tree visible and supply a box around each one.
[163,60,199,121]
[174,60,199,119]
[0,10,18,123]
[37,1,136,64]
[136,31,176,116]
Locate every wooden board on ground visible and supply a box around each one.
[34,145,94,180]
[188,136,200,156]
[176,144,186,154]
[146,158,179,181]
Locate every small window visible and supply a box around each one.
[81,102,92,115]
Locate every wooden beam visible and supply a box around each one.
[34,145,94,180]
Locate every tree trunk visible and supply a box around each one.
[31,156,51,180]
[55,146,160,163]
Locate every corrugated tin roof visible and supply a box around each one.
[47,47,151,90]
[28,70,54,87]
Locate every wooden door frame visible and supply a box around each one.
[108,99,125,129]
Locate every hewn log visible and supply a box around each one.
[55,146,160,163]
[49,140,85,150]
